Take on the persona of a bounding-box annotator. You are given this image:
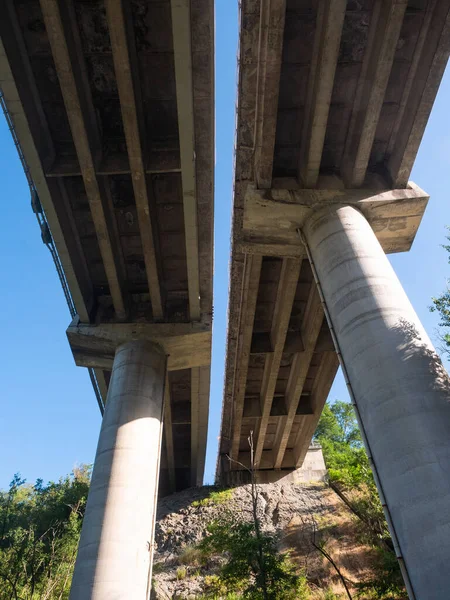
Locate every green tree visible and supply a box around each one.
[430,227,450,355]
[314,401,371,489]
[0,466,90,600]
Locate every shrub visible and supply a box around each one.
[199,514,309,599]
[178,545,205,566]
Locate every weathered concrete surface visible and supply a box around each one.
[219,0,450,488]
[256,445,327,484]
[0,0,214,494]
[304,205,450,600]
[69,340,166,600]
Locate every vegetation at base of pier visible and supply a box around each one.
[196,432,309,600]
[0,465,90,600]
[315,401,405,599]
[199,517,309,599]
[0,404,408,599]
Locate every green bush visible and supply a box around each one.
[199,514,309,599]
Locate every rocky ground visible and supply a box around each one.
[151,481,381,599]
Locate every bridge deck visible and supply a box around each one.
[219,0,450,481]
[0,0,214,496]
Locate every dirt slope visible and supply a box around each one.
[151,481,394,599]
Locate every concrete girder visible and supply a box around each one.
[170,0,201,321]
[253,258,302,466]
[40,0,127,320]
[105,0,164,320]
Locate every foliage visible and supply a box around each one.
[198,588,240,600]
[315,402,405,598]
[199,513,309,600]
[430,227,450,355]
[314,402,370,487]
[355,547,407,599]
[192,488,234,508]
[315,402,386,532]
[322,590,339,600]
[0,465,90,600]
[176,566,187,580]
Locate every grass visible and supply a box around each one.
[192,488,234,508]
[152,562,165,574]
[176,566,187,580]
[178,545,205,566]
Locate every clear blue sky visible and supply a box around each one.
[0,2,449,488]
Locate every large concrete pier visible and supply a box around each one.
[70,341,166,599]
[304,205,450,597]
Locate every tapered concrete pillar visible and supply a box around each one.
[69,340,166,600]
[304,205,450,599]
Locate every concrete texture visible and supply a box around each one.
[0,0,214,494]
[69,340,166,600]
[255,446,327,485]
[220,0,450,486]
[304,205,450,600]
[224,446,327,487]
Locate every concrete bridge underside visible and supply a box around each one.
[3,0,450,598]
[0,0,214,498]
[1,1,214,595]
[220,1,450,598]
[220,0,449,476]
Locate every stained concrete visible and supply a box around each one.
[304,205,450,600]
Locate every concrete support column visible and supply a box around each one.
[304,205,450,599]
[69,340,166,600]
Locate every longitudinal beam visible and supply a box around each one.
[253,258,302,466]
[342,0,407,188]
[387,1,450,187]
[230,255,263,461]
[272,283,323,468]
[40,0,126,320]
[93,369,108,406]
[170,0,201,320]
[163,374,176,493]
[190,366,210,486]
[254,0,287,189]
[105,0,163,319]
[0,27,94,321]
[298,0,346,188]
[294,351,339,467]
